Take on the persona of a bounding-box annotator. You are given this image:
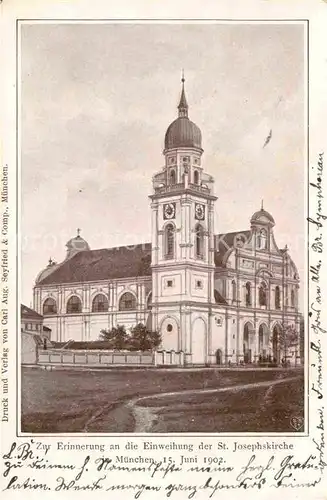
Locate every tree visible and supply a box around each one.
[270,324,298,363]
[129,323,161,351]
[99,325,128,350]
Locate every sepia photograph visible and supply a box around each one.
[20,21,306,434]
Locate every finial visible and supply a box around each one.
[48,257,53,266]
[261,199,264,210]
[178,71,188,118]
[77,228,81,237]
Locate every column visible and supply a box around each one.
[82,315,89,341]
[208,203,215,266]
[140,283,146,324]
[83,285,90,313]
[225,278,230,305]
[180,199,191,260]
[59,287,65,315]
[224,312,229,364]
[108,281,114,330]
[151,202,159,265]
[236,315,243,364]
[112,282,118,327]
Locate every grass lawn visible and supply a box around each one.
[21,367,304,433]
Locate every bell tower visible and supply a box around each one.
[149,76,217,363]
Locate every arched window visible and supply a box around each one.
[194,170,199,185]
[92,293,109,312]
[43,298,57,315]
[170,169,176,185]
[165,224,175,259]
[232,280,237,302]
[66,295,82,314]
[245,282,251,307]
[119,292,137,311]
[147,292,152,309]
[195,224,204,259]
[256,228,267,249]
[291,289,295,307]
[259,282,267,306]
[275,286,281,309]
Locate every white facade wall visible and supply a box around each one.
[35,278,152,343]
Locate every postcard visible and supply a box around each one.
[1,0,327,498]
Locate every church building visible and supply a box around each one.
[32,78,301,365]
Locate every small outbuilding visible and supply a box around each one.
[21,304,52,364]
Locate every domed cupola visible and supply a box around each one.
[35,257,59,284]
[164,75,202,152]
[66,229,90,259]
[250,203,275,251]
[251,204,275,227]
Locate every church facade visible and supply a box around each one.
[33,80,301,365]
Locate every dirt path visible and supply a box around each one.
[126,375,300,433]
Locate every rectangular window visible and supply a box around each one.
[196,280,203,289]
[167,280,173,288]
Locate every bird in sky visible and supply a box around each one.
[263,129,272,148]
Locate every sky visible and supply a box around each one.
[21,22,305,308]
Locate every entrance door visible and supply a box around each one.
[191,318,206,364]
[216,349,222,365]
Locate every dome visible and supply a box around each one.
[165,117,202,150]
[164,76,202,151]
[66,230,90,259]
[35,258,58,284]
[66,235,90,251]
[251,207,275,225]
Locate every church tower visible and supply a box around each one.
[149,76,217,364]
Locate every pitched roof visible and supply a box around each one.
[214,230,251,267]
[21,304,43,320]
[37,230,252,287]
[38,243,152,286]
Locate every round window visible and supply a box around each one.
[167,324,173,332]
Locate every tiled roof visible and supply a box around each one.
[21,304,43,320]
[38,243,152,286]
[37,230,251,287]
[214,230,251,267]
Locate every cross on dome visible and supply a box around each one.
[178,71,188,118]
